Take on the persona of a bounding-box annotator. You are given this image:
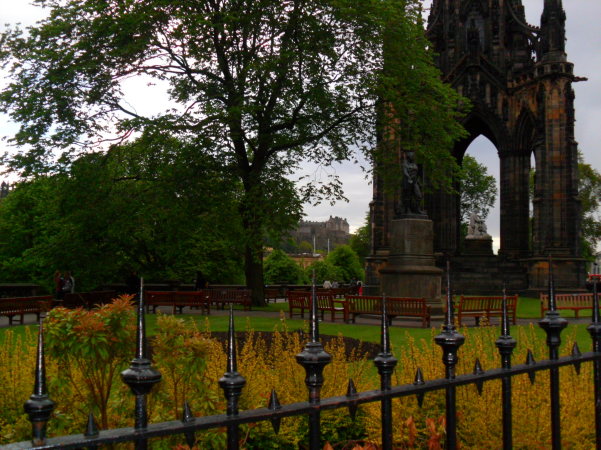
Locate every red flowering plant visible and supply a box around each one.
[44,295,136,430]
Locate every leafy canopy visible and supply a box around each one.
[1,0,465,189]
[458,154,497,223]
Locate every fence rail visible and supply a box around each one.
[5,263,601,449]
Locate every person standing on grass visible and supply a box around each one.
[62,271,75,294]
[54,270,64,299]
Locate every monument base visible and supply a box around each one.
[378,218,443,316]
[463,237,493,255]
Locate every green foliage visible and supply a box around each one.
[264,250,307,284]
[578,158,601,259]
[44,296,136,429]
[305,260,344,285]
[0,0,467,304]
[349,214,371,263]
[325,245,364,282]
[0,135,247,289]
[458,154,497,223]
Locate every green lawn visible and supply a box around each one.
[1,297,596,352]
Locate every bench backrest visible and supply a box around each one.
[540,293,593,308]
[0,297,52,314]
[345,296,427,314]
[288,291,311,309]
[459,295,518,311]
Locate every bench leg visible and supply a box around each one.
[475,316,480,327]
[575,310,579,319]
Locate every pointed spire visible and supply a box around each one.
[268,389,282,433]
[540,0,566,61]
[346,380,358,420]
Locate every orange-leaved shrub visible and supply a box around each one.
[0,305,598,449]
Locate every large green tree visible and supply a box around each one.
[458,154,497,223]
[0,0,465,305]
[578,158,601,260]
[0,134,248,290]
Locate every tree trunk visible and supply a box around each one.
[245,242,266,307]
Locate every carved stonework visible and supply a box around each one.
[368,0,585,294]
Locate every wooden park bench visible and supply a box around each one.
[456,295,518,326]
[209,288,251,310]
[62,290,117,309]
[145,290,211,314]
[540,293,594,318]
[344,295,431,327]
[0,295,53,325]
[287,291,348,322]
[264,288,283,303]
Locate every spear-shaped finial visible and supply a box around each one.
[24,320,55,446]
[310,269,319,342]
[445,259,455,330]
[548,255,557,312]
[381,294,390,354]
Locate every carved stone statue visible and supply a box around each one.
[466,213,490,239]
[398,151,425,216]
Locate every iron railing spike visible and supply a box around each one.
[414,367,425,385]
[473,358,484,375]
[526,349,536,384]
[268,389,281,411]
[219,306,246,449]
[24,320,55,447]
[414,368,426,407]
[267,389,282,434]
[539,255,568,449]
[346,379,358,397]
[295,290,331,449]
[310,271,319,342]
[381,293,390,354]
[434,259,465,448]
[84,412,99,438]
[181,401,196,448]
[182,401,195,423]
[572,343,582,375]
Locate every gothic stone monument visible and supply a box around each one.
[367,0,586,296]
[378,153,443,314]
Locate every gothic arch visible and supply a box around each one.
[368,0,585,293]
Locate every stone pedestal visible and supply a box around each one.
[463,237,493,255]
[378,218,443,316]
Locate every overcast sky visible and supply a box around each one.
[1,0,600,247]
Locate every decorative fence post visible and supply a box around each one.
[373,294,398,450]
[219,306,246,450]
[23,320,55,447]
[434,261,465,450]
[495,286,516,450]
[296,278,332,450]
[587,263,601,446]
[538,257,567,450]
[121,278,162,450]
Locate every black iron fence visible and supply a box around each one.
[4,264,601,449]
